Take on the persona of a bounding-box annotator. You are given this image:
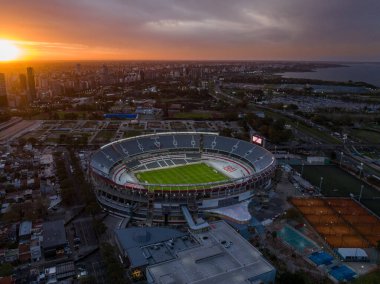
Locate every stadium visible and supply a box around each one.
[89,132,276,224]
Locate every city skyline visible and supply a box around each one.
[1,0,380,61]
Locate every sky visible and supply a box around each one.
[1,0,380,61]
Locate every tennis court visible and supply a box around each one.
[309,251,334,266]
[291,197,380,248]
[329,265,357,282]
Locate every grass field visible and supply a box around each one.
[352,269,380,284]
[136,163,228,189]
[173,112,213,119]
[350,129,380,144]
[92,130,116,143]
[263,109,341,144]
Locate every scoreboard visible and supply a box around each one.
[252,135,264,146]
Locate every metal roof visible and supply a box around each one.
[42,220,67,249]
[115,227,189,268]
[146,221,276,284]
[19,221,32,237]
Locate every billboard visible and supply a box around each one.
[252,135,263,146]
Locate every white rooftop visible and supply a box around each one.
[205,200,251,223]
[337,248,368,258]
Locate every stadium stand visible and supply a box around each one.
[90,132,276,223]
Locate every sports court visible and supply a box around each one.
[308,251,334,266]
[329,265,356,282]
[291,197,380,248]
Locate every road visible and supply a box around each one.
[0,120,41,143]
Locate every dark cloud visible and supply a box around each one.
[1,0,379,60]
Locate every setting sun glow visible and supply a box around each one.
[0,40,21,61]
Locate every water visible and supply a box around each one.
[277,225,318,252]
[281,62,380,87]
[274,83,369,93]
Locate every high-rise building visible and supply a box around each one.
[0,73,8,107]
[101,64,109,84]
[76,63,81,75]
[27,67,36,101]
[19,74,27,91]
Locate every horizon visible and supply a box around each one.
[1,59,380,64]
[1,1,380,62]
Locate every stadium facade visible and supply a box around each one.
[89,132,276,224]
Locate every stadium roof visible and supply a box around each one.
[205,200,251,223]
[100,131,218,149]
[146,221,276,284]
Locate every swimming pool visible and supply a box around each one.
[329,265,356,281]
[277,225,318,253]
[309,251,334,266]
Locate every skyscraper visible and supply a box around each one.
[19,74,27,91]
[0,73,8,107]
[27,67,36,101]
[76,63,81,75]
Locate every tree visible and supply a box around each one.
[79,275,96,284]
[277,271,306,284]
[93,219,107,236]
[100,243,127,284]
[220,128,233,137]
[271,231,277,240]
[0,263,13,277]
[27,137,38,145]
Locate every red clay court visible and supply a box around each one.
[291,197,380,248]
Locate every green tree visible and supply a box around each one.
[271,231,277,240]
[79,275,96,284]
[0,263,13,277]
[100,243,127,284]
[277,271,306,284]
[93,219,107,236]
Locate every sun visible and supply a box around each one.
[0,40,21,61]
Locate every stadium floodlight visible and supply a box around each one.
[319,177,324,194]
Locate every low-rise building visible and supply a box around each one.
[146,221,276,284]
[42,220,67,258]
[19,221,32,241]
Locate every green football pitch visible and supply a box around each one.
[136,163,228,189]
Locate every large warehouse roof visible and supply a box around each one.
[115,227,192,268]
[146,221,276,284]
[42,220,67,249]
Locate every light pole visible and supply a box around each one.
[319,177,324,194]
[359,185,364,202]
[340,152,344,167]
[359,162,363,178]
